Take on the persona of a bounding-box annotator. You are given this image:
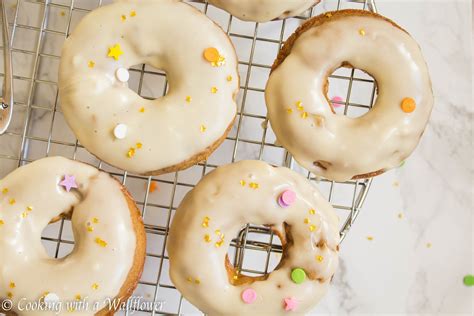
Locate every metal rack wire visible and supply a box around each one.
[0,0,377,314]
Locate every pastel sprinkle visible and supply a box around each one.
[107,44,123,61]
[92,283,99,290]
[463,275,474,286]
[316,255,324,262]
[284,297,298,311]
[401,97,416,113]
[290,268,306,284]
[115,67,130,82]
[278,190,296,207]
[359,28,366,36]
[331,96,344,108]
[203,47,220,63]
[113,123,128,139]
[88,61,95,68]
[241,289,257,304]
[60,175,78,192]
[211,87,218,94]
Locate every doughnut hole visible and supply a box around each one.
[327,67,378,118]
[41,216,75,259]
[226,224,285,285]
[128,64,169,101]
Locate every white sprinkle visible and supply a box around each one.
[115,67,130,83]
[114,123,128,139]
[44,293,60,303]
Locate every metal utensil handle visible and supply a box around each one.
[0,0,13,134]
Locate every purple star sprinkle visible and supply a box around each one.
[59,175,78,192]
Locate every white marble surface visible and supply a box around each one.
[0,0,472,315]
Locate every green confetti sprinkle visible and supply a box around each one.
[463,275,474,286]
[291,268,306,284]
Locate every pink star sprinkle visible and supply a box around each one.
[60,175,78,192]
[278,190,296,208]
[284,297,298,311]
[241,288,257,304]
[331,96,344,108]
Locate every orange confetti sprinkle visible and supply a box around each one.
[148,181,159,193]
[203,47,220,63]
[401,97,416,113]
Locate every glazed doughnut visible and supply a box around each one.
[207,0,321,22]
[59,0,239,175]
[265,10,434,181]
[168,160,339,315]
[0,157,146,315]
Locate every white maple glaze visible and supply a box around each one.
[0,157,137,315]
[266,11,434,182]
[59,0,238,175]
[168,160,339,315]
[207,0,320,22]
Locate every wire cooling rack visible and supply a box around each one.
[0,0,377,314]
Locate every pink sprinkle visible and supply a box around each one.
[284,297,298,311]
[59,175,78,192]
[241,289,257,304]
[278,190,296,207]
[331,96,344,108]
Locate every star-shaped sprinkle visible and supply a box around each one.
[284,297,297,311]
[108,44,123,61]
[60,175,78,192]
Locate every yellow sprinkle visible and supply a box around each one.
[127,148,136,158]
[94,237,108,248]
[92,217,99,224]
[296,101,304,111]
[75,294,82,301]
[60,11,66,17]
[9,282,15,288]
[187,277,193,283]
[87,226,94,232]
[9,198,15,205]
[426,242,432,248]
[27,206,33,211]
[200,125,207,133]
[92,283,99,290]
[233,275,238,280]
[359,28,366,36]
[202,216,210,227]
[204,234,211,243]
[286,108,293,114]
[249,182,259,189]
[121,14,127,21]
[325,13,333,18]
[67,306,76,313]
[186,96,192,103]
[226,75,233,82]
[316,255,324,262]
[136,142,143,149]
[88,61,95,68]
[211,87,218,94]
[301,112,308,119]
[309,225,317,232]
[0,219,4,226]
[130,10,136,17]
[2,188,8,194]
[7,292,13,299]
[309,209,316,215]
[398,213,403,219]
[215,229,221,236]
[367,236,374,241]
[107,44,124,61]
[215,239,224,248]
[21,212,28,218]
[194,279,201,285]
[240,180,246,186]
[304,218,310,224]
[139,107,145,113]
